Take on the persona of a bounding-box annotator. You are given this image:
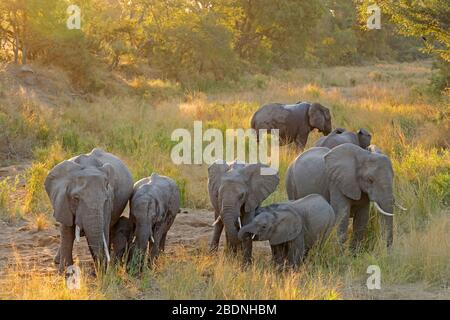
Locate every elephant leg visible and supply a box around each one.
[294,133,307,151]
[242,237,252,266]
[271,245,283,266]
[337,211,350,245]
[58,225,75,273]
[330,190,351,245]
[159,231,167,252]
[271,244,289,270]
[288,233,305,268]
[209,214,223,253]
[350,202,370,251]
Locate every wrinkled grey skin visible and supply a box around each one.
[111,216,134,263]
[285,143,394,249]
[251,102,332,150]
[315,128,372,149]
[130,173,180,266]
[208,160,279,264]
[238,194,335,268]
[45,148,133,273]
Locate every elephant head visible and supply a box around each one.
[308,103,332,135]
[357,128,372,149]
[129,183,166,245]
[324,143,394,245]
[45,160,115,263]
[208,161,279,246]
[238,207,301,246]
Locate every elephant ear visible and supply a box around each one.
[324,143,362,201]
[99,163,115,186]
[99,163,115,208]
[308,103,326,131]
[44,160,82,226]
[270,210,302,246]
[207,160,230,213]
[357,128,372,149]
[243,163,279,213]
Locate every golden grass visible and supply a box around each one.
[0,61,448,299]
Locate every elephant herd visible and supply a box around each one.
[44,149,180,273]
[44,101,404,273]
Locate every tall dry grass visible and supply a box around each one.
[0,61,448,299]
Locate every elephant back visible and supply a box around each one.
[286,147,330,201]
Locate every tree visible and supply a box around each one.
[377,0,449,91]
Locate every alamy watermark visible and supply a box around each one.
[366,265,381,290]
[170,121,279,175]
[67,5,81,30]
[66,265,81,290]
[367,4,381,30]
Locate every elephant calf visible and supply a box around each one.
[130,173,180,266]
[314,127,372,149]
[111,216,134,263]
[250,101,332,150]
[238,194,335,268]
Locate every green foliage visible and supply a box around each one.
[377,0,450,93]
[0,0,431,89]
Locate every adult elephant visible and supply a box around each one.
[315,127,372,149]
[250,101,332,150]
[45,148,133,273]
[208,160,279,264]
[285,143,395,248]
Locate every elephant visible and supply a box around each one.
[45,148,133,273]
[208,160,279,264]
[285,143,396,249]
[250,101,332,150]
[129,173,180,266]
[238,194,335,268]
[314,127,372,149]
[110,216,134,263]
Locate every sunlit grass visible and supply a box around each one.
[0,61,448,299]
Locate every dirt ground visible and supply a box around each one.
[0,207,219,274]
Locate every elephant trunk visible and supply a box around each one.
[222,205,240,245]
[374,198,394,247]
[238,223,253,241]
[82,207,111,264]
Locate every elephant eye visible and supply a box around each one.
[368,177,374,184]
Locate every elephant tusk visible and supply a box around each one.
[212,216,222,226]
[395,203,407,211]
[102,233,111,263]
[238,217,242,229]
[252,234,256,240]
[150,235,155,243]
[75,225,81,243]
[374,202,394,217]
